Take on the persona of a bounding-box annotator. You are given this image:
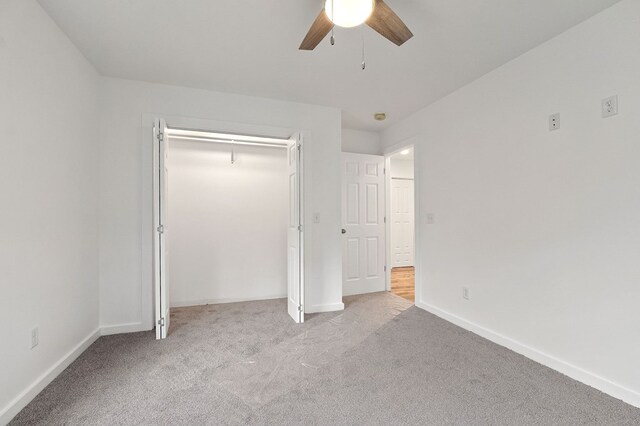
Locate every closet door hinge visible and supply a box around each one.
[298,305,303,312]
[384,265,387,272]
[298,225,303,232]
[158,317,165,327]
[157,132,164,142]
[157,225,164,234]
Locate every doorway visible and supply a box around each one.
[386,147,415,302]
[152,119,304,339]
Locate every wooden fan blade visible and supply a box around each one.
[299,10,334,50]
[366,0,413,46]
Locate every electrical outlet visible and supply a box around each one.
[602,95,618,118]
[462,287,470,300]
[31,326,39,349]
[426,213,435,224]
[549,113,560,131]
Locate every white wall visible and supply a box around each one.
[167,139,288,306]
[390,158,414,179]
[99,77,344,333]
[342,128,382,155]
[381,0,640,407]
[0,0,101,422]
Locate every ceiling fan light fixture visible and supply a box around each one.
[325,0,374,28]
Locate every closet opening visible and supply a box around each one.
[152,119,304,339]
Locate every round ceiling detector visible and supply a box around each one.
[325,0,374,28]
[374,113,387,121]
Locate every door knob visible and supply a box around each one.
[341,228,346,234]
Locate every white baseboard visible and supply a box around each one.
[0,328,101,425]
[170,294,287,308]
[343,284,386,297]
[415,301,640,409]
[100,322,148,336]
[306,302,345,313]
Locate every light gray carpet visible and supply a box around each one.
[11,292,640,425]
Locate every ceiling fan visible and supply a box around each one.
[299,0,413,50]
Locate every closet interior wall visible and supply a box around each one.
[167,137,289,307]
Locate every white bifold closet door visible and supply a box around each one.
[391,178,415,268]
[287,133,304,323]
[153,123,304,331]
[341,153,385,295]
[153,118,170,339]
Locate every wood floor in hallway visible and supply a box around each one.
[391,266,415,302]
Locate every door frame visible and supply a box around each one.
[384,141,419,303]
[150,115,306,337]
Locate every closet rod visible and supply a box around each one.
[168,134,288,149]
[167,127,290,146]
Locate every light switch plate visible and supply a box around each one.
[462,287,470,300]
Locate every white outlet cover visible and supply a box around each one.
[602,95,618,118]
[31,326,39,349]
[549,113,560,131]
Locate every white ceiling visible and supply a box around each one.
[38,0,620,131]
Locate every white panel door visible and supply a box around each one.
[287,133,304,323]
[342,153,385,295]
[153,118,170,339]
[391,178,415,268]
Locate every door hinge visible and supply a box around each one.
[297,143,301,151]
[298,225,303,232]
[384,216,386,224]
[384,265,387,272]
[157,132,164,142]
[158,317,165,326]
[383,167,386,175]
[157,225,164,234]
[298,305,303,312]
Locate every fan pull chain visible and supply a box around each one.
[361,28,366,70]
[231,141,235,164]
[330,4,335,46]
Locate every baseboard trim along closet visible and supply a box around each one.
[415,301,640,409]
[100,322,148,336]
[0,328,101,425]
[170,294,289,308]
[305,302,345,313]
